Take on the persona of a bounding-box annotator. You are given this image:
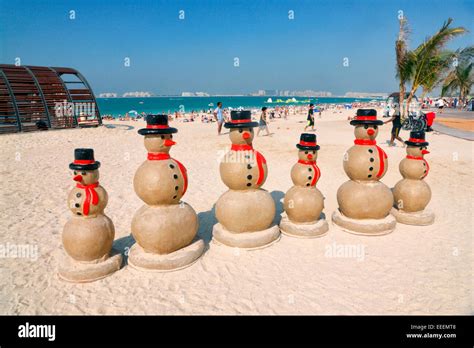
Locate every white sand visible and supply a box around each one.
[0,108,472,314]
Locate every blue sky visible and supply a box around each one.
[1,0,472,95]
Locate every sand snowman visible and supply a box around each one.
[212,110,280,249]
[332,109,396,235]
[128,114,204,271]
[391,131,434,225]
[59,148,122,282]
[280,133,329,237]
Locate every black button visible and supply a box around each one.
[169,164,175,169]
[247,164,252,169]
[370,158,374,162]
[308,168,312,172]
[246,183,251,187]
[173,174,178,179]
[76,212,82,216]
[368,174,372,178]
[368,149,373,153]
[308,176,312,180]
[175,186,179,190]
[173,195,177,199]
[424,170,427,173]
[247,175,252,180]
[369,167,373,171]
[423,163,426,166]
[306,183,310,186]
[75,203,80,208]
[76,193,81,198]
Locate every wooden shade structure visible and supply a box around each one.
[0,64,101,134]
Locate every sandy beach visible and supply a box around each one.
[0,108,472,315]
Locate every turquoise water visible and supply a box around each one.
[96,96,381,117]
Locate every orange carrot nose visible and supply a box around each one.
[242,132,251,140]
[307,154,313,160]
[367,129,375,136]
[73,175,82,182]
[164,139,176,147]
[422,150,430,155]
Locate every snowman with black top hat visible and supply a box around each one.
[128,114,204,271]
[212,110,280,249]
[280,133,329,237]
[391,131,434,225]
[59,148,122,282]
[332,109,397,235]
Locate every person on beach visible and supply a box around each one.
[257,107,270,136]
[383,108,404,147]
[213,102,224,135]
[304,103,315,131]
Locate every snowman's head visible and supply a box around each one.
[354,124,379,140]
[298,149,318,161]
[229,127,254,145]
[144,134,176,153]
[407,145,429,157]
[73,169,99,185]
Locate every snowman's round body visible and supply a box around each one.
[131,133,198,255]
[63,169,115,262]
[337,125,393,220]
[393,147,431,213]
[284,151,324,223]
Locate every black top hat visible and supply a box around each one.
[350,109,383,126]
[69,148,100,170]
[296,133,320,150]
[405,131,429,147]
[138,114,177,135]
[224,110,259,128]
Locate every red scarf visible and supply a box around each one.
[147,153,188,195]
[354,139,387,178]
[231,144,266,185]
[76,182,99,216]
[298,160,320,186]
[406,155,429,178]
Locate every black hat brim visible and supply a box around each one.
[69,161,101,171]
[138,128,178,135]
[350,120,384,126]
[296,144,320,151]
[405,141,429,147]
[224,121,259,129]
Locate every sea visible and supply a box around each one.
[96,96,382,117]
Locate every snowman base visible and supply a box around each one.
[279,213,329,238]
[331,209,396,236]
[58,250,122,283]
[127,238,205,272]
[390,207,435,226]
[212,223,280,250]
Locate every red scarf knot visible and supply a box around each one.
[354,138,387,178]
[298,160,320,186]
[230,144,266,185]
[76,182,99,216]
[406,155,429,178]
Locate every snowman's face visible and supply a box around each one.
[73,169,99,185]
[144,134,175,153]
[354,124,379,140]
[407,145,429,157]
[298,149,317,161]
[229,128,254,145]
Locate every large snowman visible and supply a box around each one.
[391,131,434,225]
[213,110,280,249]
[129,114,204,271]
[332,109,396,235]
[280,133,329,237]
[59,148,122,282]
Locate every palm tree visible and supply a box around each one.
[441,62,473,107]
[404,18,467,110]
[395,17,413,118]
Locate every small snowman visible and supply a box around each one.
[280,133,329,237]
[332,109,396,235]
[213,110,280,249]
[59,148,122,282]
[129,114,204,271]
[391,131,434,225]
